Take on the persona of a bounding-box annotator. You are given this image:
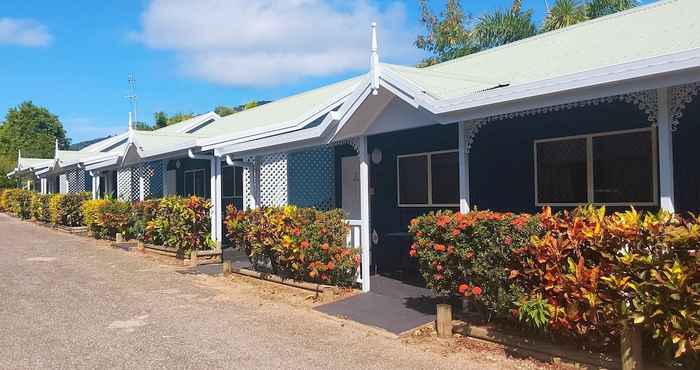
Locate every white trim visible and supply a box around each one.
[358,136,371,293]
[534,127,659,207]
[458,122,469,213]
[183,169,207,198]
[657,87,675,212]
[396,149,460,208]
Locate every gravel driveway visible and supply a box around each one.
[0,213,539,370]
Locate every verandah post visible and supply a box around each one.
[457,122,470,213]
[359,136,371,292]
[657,87,675,213]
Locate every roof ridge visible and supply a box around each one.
[426,0,676,70]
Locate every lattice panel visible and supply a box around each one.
[142,160,164,199]
[66,168,90,193]
[287,146,335,210]
[117,167,134,201]
[259,153,288,207]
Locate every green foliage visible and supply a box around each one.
[409,210,539,317]
[0,101,69,188]
[416,0,636,66]
[52,193,90,226]
[542,0,588,32]
[517,294,552,330]
[1,188,33,219]
[82,198,132,239]
[30,193,52,222]
[146,196,213,256]
[214,106,237,117]
[225,205,359,286]
[154,111,168,129]
[129,200,160,241]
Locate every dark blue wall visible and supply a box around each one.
[470,100,650,213]
[673,97,700,214]
[166,158,211,198]
[368,124,459,238]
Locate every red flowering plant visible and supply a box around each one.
[225,205,359,286]
[146,196,213,257]
[408,210,541,316]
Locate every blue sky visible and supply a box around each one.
[0,1,582,143]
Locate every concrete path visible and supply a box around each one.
[0,213,531,370]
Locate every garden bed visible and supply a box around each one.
[140,243,222,265]
[230,266,337,293]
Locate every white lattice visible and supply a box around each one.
[142,160,164,199]
[242,156,255,209]
[65,168,89,193]
[670,82,700,131]
[117,167,134,201]
[463,90,658,154]
[259,153,288,207]
[287,146,335,210]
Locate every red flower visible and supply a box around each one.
[447,245,454,255]
[433,244,446,253]
[504,236,513,246]
[327,261,335,270]
[293,227,301,236]
[451,228,461,236]
[458,283,470,295]
[436,215,451,228]
[321,243,329,251]
[300,240,310,249]
[433,274,444,281]
[472,286,482,296]
[435,264,443,272]
[409,249,416,257]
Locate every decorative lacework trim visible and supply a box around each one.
[670,82,700,132]
[463,90,658,154]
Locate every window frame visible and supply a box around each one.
[183,168,207,198]
[534,127,659,207]
[221,164,244,208]
[396,149,460,208]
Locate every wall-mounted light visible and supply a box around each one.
[371,148,382,164]
[175,160,181,169]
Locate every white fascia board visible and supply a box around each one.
[84,157,120,172]
[327,81,374,140]
[199,80,365,150]
[214,123,331,157]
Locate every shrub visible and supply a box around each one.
[81,199,110,238]
[408,210,540,316]
[0,188,8,212]
[225,205,359,286]
[53,192,90,226]
[48,194,62,224]
[2,188,33,219]
[30,193,52,222]
[410,206,699,365]
[129,200,159,242]
[146,196,213,256]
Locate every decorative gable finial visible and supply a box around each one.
[370,22,380,96]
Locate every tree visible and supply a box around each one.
[214,106,236,117]
[0,101,69,187]
[586,0,638,18]
[167,112,194,125]
[543,0,588,32]
[417,0,638,66]
[154,111,168,128]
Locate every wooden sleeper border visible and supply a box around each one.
[229,266,335,294]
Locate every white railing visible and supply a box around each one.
[345,219,363,283]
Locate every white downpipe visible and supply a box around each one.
[457,122,470,213]
[657,87,675,213]
[358,136,371,292]
[188,149,220,244]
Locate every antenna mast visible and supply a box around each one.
[125,74,137,125]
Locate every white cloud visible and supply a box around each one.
[133,0,421,86]
[0,18,52,47]
[63,117,123,143]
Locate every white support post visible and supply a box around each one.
[209,157,219,243]
[41,178,47,194]
[657,88,675,213]
[215,157,223,243]
[358,136,371,292]
[91,176,97,200]
[138,166,145,202]
[94,174,101,199]
[457,122,470,213]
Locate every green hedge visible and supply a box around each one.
[225,205,359,286]
[1,188,34,219]
[409,206,699,366]
[145,196,213,257]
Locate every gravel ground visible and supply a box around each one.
[0,213,554,370]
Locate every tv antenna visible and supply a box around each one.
[125,74,137,124]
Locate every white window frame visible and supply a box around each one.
[534,127,659,207]
[183,168,207,197]
[397,149,460,208]
[221,164,243,208]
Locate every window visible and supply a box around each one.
[535,128,657,206]
[397,150,459,207]
[222,165,244,210]
[184,169,207,197]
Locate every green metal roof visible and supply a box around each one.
[386,0,700,100]
[18,157,52,169]
[195,76,364,138]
